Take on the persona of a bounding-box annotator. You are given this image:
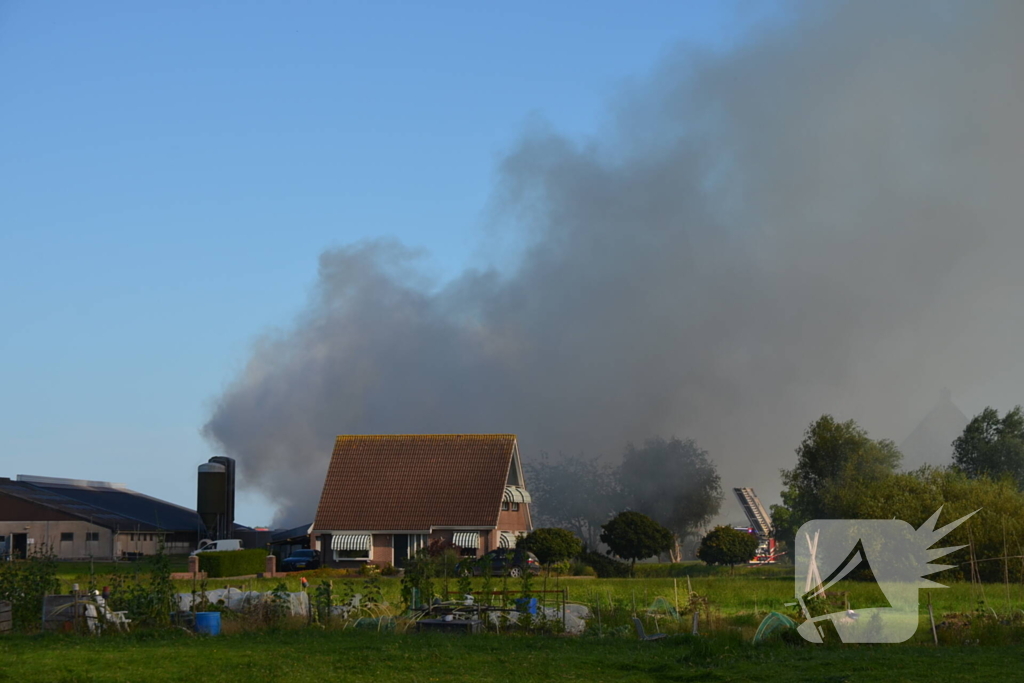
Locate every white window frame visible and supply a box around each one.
[331,534,373,562]
[333,547,372,562]
[407,534,428,557]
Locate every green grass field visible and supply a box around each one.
[1,628,1021,683]
[53,560,1024,621]
[26,560,1024,681]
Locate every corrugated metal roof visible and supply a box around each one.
[2,478,203,533]
[0,480,151,530]
[313,434,518,532]
[270,523,313,544]
[31,482,202,533]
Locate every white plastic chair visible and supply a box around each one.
[633,617,666,641]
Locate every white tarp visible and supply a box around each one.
[175,587,309,617]
[486,605,586,635]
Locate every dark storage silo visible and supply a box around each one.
[208,456,236,538]
[197,462,227,540]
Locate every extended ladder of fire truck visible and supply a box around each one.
[733,487,779,564]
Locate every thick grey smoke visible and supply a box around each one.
[204,0,1024,526]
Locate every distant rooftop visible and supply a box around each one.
[6,474,204,533]
[17,474,127,490]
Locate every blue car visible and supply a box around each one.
[280,549,320,572]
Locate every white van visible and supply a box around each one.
[192,538,243,554]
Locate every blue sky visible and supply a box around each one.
[0,1,775,525]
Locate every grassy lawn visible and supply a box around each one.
[16,563,1024,681]
[1,628,1021,682]
[54,561,1024,620]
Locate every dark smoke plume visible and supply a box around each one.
[204,1,1024,526]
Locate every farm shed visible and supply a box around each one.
[0,475,205,559]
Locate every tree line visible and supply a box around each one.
[526,404,1024,576]
[772,406,1024,581]
[524,436,723,561]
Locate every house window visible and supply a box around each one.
[501,501,510,511]
[408,534,428,557]
[333,549,371,561]
[60,532,74,542]
[86,532,99,542]
[331,534,372,561]
[511,502,520,512]
[129,534,135,542]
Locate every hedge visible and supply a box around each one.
[579,551,630,578]
[578,557,793,579]
[197,548,269,578]
[630,562,792,578]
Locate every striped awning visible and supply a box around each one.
[452,532,480,549]
[498,532,519,549]
[503,486,532,504]
[330,534,371,551]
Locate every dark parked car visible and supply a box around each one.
[280,549,320,572]
[455,548,540,577]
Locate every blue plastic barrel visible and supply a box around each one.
[195,611,221,635]
[514,598,538,615]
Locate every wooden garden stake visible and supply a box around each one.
[928,592,938,646]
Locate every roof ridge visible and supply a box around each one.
[315,433,521,531]
[1,481,153,529]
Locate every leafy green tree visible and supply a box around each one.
[952,406,1024,489]
[775,415,901,545]
[696,526,760,567]
[599,511,673,575]
[833,466,1024,583]
[617,436,722,561]
[517,528,583,568]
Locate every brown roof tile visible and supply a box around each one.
[313,434,518,532]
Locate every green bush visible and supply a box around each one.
[517,528,583,566]
[579,550,629,578]
[0,549,59,631]
[571,563,597,577]
[197,548,268,578]
[696,526,760,567]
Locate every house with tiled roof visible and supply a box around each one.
[312,434,533,568]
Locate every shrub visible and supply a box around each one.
[550,560,572,575]
[197,548,269,578]
[0,547,59,631]
[697,526,760,567]
[517,528,583,567]
[425,538,456,557]
[573,563,597,577]
[579,550,629,578]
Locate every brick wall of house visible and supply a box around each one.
[371,534,393,566]
[497,505,530,532]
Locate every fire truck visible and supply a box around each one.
[733,487,779,564]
